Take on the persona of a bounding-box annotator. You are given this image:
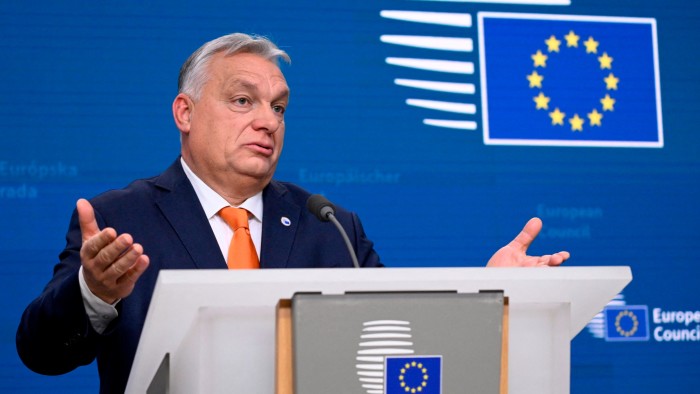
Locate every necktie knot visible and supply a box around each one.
[218,207,258,269]
[219,207,250,231]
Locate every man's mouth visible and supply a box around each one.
[246,142,274,156]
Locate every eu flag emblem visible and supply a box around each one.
[478,13,663,147]
[604,305,650,341]
[385,356,442,394]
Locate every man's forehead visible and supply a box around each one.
[210,52,288,91]
[212,52,284,77]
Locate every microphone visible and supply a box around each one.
[306,194,360,268]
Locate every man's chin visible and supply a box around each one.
[239,164,277,183]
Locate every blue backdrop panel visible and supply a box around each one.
[1,0,698,392]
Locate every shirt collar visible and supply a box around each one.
[180,157,263,222]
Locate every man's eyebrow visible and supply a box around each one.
[225,78,290,101]
[275,88,290,102]
[225,78,259,92]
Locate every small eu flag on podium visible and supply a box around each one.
[385,356,442,394]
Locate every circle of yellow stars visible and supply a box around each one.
[614,309,640,337]
[398,360,430,393]
[527,30,619,132]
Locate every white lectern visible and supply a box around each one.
[125,267,632,394]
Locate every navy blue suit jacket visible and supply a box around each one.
[17,159,382,393]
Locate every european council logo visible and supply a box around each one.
[604,305,650,341]
[385,356,442,394]
[479,13,663,148]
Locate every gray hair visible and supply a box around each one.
[178,33,291,100]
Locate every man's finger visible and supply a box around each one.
[550,251,571,266]
[80,228,118,262]
[510,217,543,252]
[77,199,100,241]
[92,233,135,271]
[117,253,150,286]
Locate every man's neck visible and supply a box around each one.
[180,157,268,206]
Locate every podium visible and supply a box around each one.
[125,267,632,394]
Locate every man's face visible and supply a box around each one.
[180,52,289,196]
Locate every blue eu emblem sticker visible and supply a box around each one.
[604,305,650,341]
[385,356,442,394]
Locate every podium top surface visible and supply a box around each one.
[151,266,631,334]
[127,266,631,393]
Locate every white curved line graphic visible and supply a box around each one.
[357,356,385,362]
[407,99,476,114]
[424,119,478,130]
[358,348,415,355]
[363,326,411,332]
[386,57,474,74]
[357,371,384,377]
[380,10,472,27]
[359,340,414,347]
[356,364,386,370]
[363,320,410,326]
[380,35,473,52]
[395,79,475,94]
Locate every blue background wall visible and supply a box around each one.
[1,0,698,392]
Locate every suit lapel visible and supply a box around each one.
[260,181,301,268]
[154,160,227,269]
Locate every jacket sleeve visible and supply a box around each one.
[16,208,103,375]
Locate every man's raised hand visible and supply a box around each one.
[487,217,570,267]
[77,199,149,304]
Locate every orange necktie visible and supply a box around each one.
[218,207,259,269]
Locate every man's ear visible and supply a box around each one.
[172,93,194,133]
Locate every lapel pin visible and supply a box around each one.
[280,216,291,227]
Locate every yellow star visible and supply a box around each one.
[549,108,565,125]
[545,35,561,52]
[526,71,544,88]
[569,114,584,131]
[564,30,579,47]
[584,37,599,54]
[531,50,548,67]
[588,109,603,126]
[598,52,613,69]
[601,94,616,111]
[604,73,619,90]
[533,92,550,110]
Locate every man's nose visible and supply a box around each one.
[251,105,281,134]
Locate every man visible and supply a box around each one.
[16,33,569,393]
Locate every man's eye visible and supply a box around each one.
[273,105,286,114]
[233,97,249,105]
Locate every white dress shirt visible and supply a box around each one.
[180,158,263,260]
